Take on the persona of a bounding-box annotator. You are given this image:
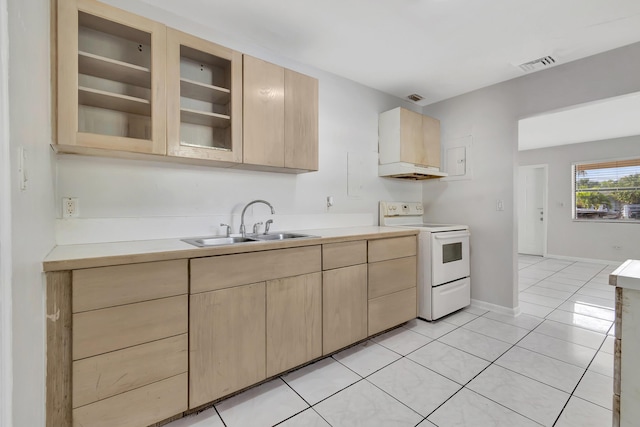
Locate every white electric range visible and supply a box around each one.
[379,201,471,321]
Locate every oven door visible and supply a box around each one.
[431,230,470,286]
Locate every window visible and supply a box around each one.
[573,158,640,221]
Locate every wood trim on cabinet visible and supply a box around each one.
[72,259,187,312]
[368,256,417,299]
[72,373,188,427]
[368,236,416,263]
[72,334,188,408]
[322,240,366,270]
[46,271,72,427]
[190,245,321,294]
[72,295,188,360]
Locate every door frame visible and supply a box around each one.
[0,0,13,422]
[517,164,548,257]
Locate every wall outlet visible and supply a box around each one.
[496,199,504,211]
[62,197,79,218]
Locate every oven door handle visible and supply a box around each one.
[433,231,470,240]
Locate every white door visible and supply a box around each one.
[518,165,546,255]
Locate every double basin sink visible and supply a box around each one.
[182,232,319,247]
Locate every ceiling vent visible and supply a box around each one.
[518,56,556,73]
[407,93,424,102]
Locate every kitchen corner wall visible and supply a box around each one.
[519,135,640,263]
[422,42,640,310]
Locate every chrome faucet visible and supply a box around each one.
[240,200,275,237]
[264,219,273,235]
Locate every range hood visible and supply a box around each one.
[378,162,447,180]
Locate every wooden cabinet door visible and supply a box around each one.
[322,264,367,355]
[398,108,424,165]
[189,282,266,408]
[57,0,166,154]
[284,69,318,171]
[243,55,285,167]
[266,273,322,377]
[421,114,441,168]
[166,28,243,165]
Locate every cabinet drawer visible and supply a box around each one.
[191,245,321,293]
[72,372,187,427]
[368,256,416,299]
[73,295,188,360]
[72,260,188,313]
[322,240,366,270]
[73,334,187,408]
[368,236,416,263]
[368,288,417,336]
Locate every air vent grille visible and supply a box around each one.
[518,56,556,73]
[407,93,424,102]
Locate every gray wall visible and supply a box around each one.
[519,136,640,262]
[422,42,640,309]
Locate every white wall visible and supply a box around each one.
[519,136,640,263]
[56,1,424,244]
[7,0,56,425]
[422,42,640,309]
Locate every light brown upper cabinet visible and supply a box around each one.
[378,107,441,169]
[166,29,242,166]
[57,0,167,155]
[243,56,318,172]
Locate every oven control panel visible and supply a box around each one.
[380,201,423,217]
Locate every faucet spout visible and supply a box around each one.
[240,200,275,237]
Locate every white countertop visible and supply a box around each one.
[610,259,640,290]
[43,226,418,271]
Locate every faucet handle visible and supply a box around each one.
[264,219,273,235]
[220,223,231,237]
[252,222,263,234]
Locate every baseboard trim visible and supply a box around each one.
[471,299,520,316]
[545,253,620,266]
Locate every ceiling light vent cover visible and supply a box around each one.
[407,93,424,102]
[518,56,556,73]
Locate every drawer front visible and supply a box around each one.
[368,288,417,336]
[73,295,188,360]
[73,334,188,408]
[322,240,366,270]
[72,373,187,427]
[431,277,471,320]
[73,260,188,313]
[368,256,416,299]
[368,236,417,263]
[191,245,321,293]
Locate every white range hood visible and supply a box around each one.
[378,162,447,180]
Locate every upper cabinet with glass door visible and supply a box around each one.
[56,0,166,155]
[166,29,242,166]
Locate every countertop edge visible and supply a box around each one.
[43,227,419,272]
[610,259,640,290]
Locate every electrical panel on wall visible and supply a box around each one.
[442,135,473,181]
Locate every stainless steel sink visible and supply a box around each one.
[182,232,319,247]
[181,236,257,247]
[251,233,318,241]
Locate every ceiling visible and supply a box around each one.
[141,0,640,106]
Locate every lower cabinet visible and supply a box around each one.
[189,282,266,408]
[322,264,368,355]
[266,272,322,376]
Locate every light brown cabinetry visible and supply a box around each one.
[62,260,189,427]
[266,272,322,377]
[166,28,242,165]
[57,0,167,155]
[367,236,418,335]
[189,246,322,408]
[243,55,318,172]
[378,107,441,169]
[322,241,368,355]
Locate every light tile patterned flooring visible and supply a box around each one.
[168,256,619,427]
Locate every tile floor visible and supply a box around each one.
[167,256,619,427]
